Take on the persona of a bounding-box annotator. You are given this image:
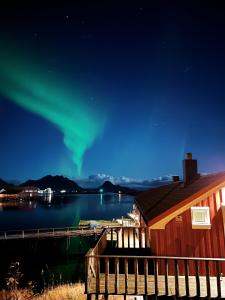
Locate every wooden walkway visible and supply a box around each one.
[89,274,225,298]
[0,226,104,240]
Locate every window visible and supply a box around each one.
[191,207,211,229]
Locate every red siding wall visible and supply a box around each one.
[150,190,225,275]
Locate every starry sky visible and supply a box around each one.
[1,1,225,181]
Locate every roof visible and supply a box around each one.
[135,171,225,226]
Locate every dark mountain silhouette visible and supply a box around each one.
[0,179,23,194]
[20,175,83,192]
[97,180,136,194]
[0,178,12,189]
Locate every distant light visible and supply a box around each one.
[60,190,66,193]
[99,188,104,193]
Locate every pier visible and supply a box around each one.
[0,226,104,240]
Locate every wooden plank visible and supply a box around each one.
[133,228,136,248]
[174,259,179,297]
[144,258,148,295]
[111,228,113,247]
[128,228,130,248]
[115,257,119,294]
[194,260,200,297]
[88,273,225,297]
[184,259,190,297]
[216,260,221,298]
[105,257,109,295]
[165,258,169,295]
[134,258,138,294]
[205,260,211,298]
[124,258,128,294]
[96,257,100,294]
[116,230,119,248]
[145,227,148,248]
[122,228,125,248]
[139,228,142,248]
[153,258,158,298]
[85,256,90,294]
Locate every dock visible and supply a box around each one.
[79,218,135,228]
[0,226,103,240]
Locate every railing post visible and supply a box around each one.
[184,259,190,297]
[205,260,211,299]
[174,259,179,298]
[105,257,109,296]
[96,257,100,294]
[139,227,142,248]
[134,258,138,294]
[128,228,130,248]
[165,258,169,296]
[116,229,119,248]
[85,256,90,294]
[111,228,113,247]
[122,228,124,248]
[145,227,148,248]
[153,258,158,299]
[115,257,119,294]
[124,258,128,294]
[216,260,221,298]
[144,258,148,295]
[133,228,136,248]
[194,260,200,297]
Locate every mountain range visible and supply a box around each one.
[0,175,139,195]
[0,173,175,195]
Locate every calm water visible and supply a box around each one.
[0,194,134,286]
[0,193,134,231]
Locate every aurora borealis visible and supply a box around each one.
[0,45,105,175]
[1,1,225,181]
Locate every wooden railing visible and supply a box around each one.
[90,227,150,252]
[85,253,225,299]
[0,226,103,240]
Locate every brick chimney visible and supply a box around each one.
[183,153,200,185]
[172,175,180,182]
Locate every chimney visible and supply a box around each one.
[183,152,199,185]
[172,175,180,182]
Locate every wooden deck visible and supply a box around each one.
[85,228,225,299]
[0,226,103,240]
[88,274,225,297]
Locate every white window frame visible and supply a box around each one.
[191,206,211,229]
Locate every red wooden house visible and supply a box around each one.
[135,153,225,277]
[86,153,225,299]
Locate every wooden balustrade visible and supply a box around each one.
[100,227,150,249]
[85,253,225,299]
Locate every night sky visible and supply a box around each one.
[1,1,225,181]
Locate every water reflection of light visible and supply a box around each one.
[44,193,52,204]
[119,193,121,201]
[100,193,103,205]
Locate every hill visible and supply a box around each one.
[20,175,83,192]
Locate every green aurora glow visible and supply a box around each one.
[0,49,105,175]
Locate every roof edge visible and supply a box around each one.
[148,175,225,229]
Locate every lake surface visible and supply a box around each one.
[0,194,134,286]
[0,193,134,231]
